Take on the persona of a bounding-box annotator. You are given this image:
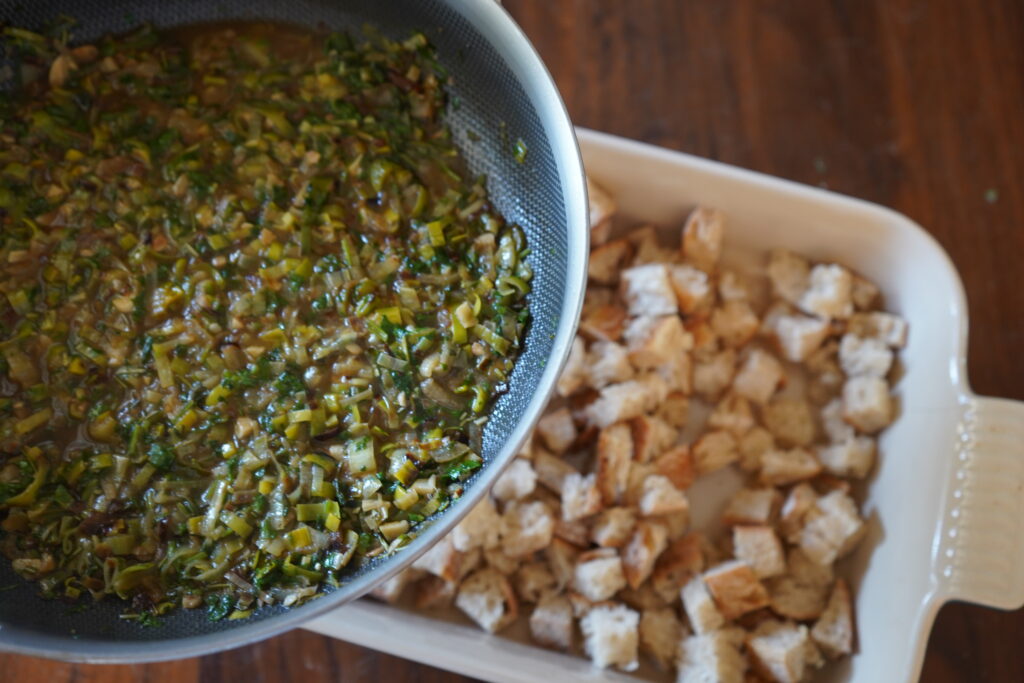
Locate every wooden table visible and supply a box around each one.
[4,1,1024,681]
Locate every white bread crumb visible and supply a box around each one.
[631,414,678,463]
[574,551,627,602]
[626,315,692,370]
[718,269,751,302]
[455,567,518,633]
[799,263,853,320]
[491,457,538,503]
[654,444,697,490]
[737,427,774,472]
[589,238,632,285]
[693,348,738,399]
[535,407,578,454]
[708,392,756,437]
[677,628,748,683]
[580,603,640,671]
[767,548,834,620]
[817,437,876,479]
[596,422,634,504]
[847,311,908,348]
[514,562,556,603]
[587,176,616,246]
[451,495,502,552]
[733,348,785,405]
[562,471,604,521]
[501,500,555,558]
[622,520,669,589]
[838,333,893,378]
[842,375,894,433]
[586,373,669,428]
[723,488,781,526]
[779,483,819,543]
[580,303,628,342]
[820,398,856,443]
[620,263,679,317]
[799,490,865,566]
[766,311,831,363]
[639,474,690,517]
[763,396,816,447]
[657,391,691,429]
[669,263,714,314]
[651,533,705,604]
[759,447,822,486]
[585,340,634,389]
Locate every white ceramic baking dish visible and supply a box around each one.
[303,127,1024,683]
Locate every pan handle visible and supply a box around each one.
[934,395,1024,610]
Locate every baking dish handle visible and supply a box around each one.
[935,395,1024,610]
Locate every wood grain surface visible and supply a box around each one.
[3,1,1024,681]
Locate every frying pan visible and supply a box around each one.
[0,0,588,662]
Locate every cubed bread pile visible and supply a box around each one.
[370,179,907,682]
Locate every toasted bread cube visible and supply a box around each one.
[641,607,685,671]
[839,333,893,378]
[455,568,518,633]
[626,315,692,370]
[639,474,690,517]
[708,392,756,437]
[484,546,523,575]
[545,537,580,591]
[723,488,781,526]
[799,490,864,566]
[711,300,760,349]
[587,176,616,245]
[623,520,670,589]
[631,415,678,463]
[738,427,774,472]
[681,575,725,634]
[648,532,704,601]
[733,348,785,405]
[629,225,678,266]
[586,374,669,428]
[414,575,458,609]
[767,249,810,305]
[413,535,464,582]
[850,274,880,311]
[528,593,574,651]
[820,398,856,443]
[562,471,603,522]
[817,437,876,479]
[536,407,578,454]
[554,516,591,547]
[589,238,632,285]
[733,526,786,579]
[620,263,679,317]
[451,495,502,552]
[688,318,718,354]
[592,507,638,548]
[747,620,824,683]
[799,264,853,320]
[842,376,894,433]
[557,336,587,397]
[658,391,691,429]
[501,500,555,558]
[763,397,816,447]
[624,462,656,508]
[847,311,908,348]
[693,348,738,399]
[779,483,818,543]
[655,444,697,490]
[585,340,634,389]
[370,567,425,604]
[759,448,822,487]
[812,579,854,658]
[514,562,556,604]
[580,604,640,671]
[719,269,751,302]
[703,560,771,620]
[532,448,578,495]
[491,457,537,503]
[767,312,831,363]
[677,628,748,683]
[681,207,725,272]
[693,429,739,475]
[656,350,694,395]
[767,549,834,620]
[669,263,715,314]
[580,304,628,342]
[596,422,634,504]
[575,550,627,602]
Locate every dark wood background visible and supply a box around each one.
[3,0,1024,680]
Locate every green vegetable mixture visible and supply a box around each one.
[0,22,531,621]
